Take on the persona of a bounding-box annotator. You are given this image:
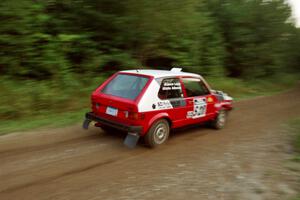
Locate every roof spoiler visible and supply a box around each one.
[170,68,182,72]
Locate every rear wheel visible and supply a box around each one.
[211,109,227,129]
[145,119,170,148]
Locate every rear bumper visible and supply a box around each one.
[83,112,143,134]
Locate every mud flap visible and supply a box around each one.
[83,119,92,129]
[124,133,140,148]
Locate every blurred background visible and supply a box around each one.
[0,0,299,133]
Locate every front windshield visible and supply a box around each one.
[101,74,149,100]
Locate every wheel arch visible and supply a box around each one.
[143,113,172,136]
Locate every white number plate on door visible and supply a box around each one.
[106,106,118,116]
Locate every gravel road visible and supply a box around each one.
[0,86,300,200]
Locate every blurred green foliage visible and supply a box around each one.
[1,0,299,79]
[0,0,299,129]
[0,76,105,120]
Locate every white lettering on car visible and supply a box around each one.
[162,82,181,90]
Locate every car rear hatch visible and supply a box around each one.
[91,73,152,125]
[91,93,138,125]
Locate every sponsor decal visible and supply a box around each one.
[186,97,207,119]
[155,99,185,110]
[193,97,207,118]
[157,101,173,109]
[187,111,194,118]
[152,104,156,109]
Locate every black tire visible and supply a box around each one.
[211,109,227,130]
[144,119,170,148]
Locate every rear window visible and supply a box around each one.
[101,74,149,100]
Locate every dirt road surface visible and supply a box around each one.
[1,87,300,200]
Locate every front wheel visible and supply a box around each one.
[211,109,227,129]
[144,119,170,148]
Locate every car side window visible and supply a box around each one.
[158,78,183,100]
[182,78,210,97]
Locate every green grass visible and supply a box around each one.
[0,74,298,135]
[290,196,300,200]
[0,75,105,135]
[207,73,298,100]
[0,109,88,135]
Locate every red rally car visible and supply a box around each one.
[83,68,233,148]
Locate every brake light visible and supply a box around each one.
[128,112,145,120]
[128,112,138,120]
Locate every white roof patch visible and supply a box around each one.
[121,69,201,78]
